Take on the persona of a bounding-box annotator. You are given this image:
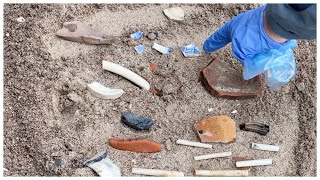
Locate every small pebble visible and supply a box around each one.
[16,17,25,23]
[131,159,136,164]
[165,139,172,151]
[208,108,214,112]
[146,32,158,40]
[6,33,9,37]
[296,82,305,91]
[231,110,238,114]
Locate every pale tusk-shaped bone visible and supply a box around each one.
[195,170,249,177]
[102,60,150,90]
[236,159,272,167]
[251,143,280,152]
[132,168,184,177]
[176,139,212,149]
[83,151,121,177]
[87,82,124,100]
[194,151,232,161]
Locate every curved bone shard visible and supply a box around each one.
[56,21,119,44]
[132,168,184,177]
[102,61,150,90]
[87,82,124,100]
[83,151,121,177]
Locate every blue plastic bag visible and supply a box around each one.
[243,40,297,91]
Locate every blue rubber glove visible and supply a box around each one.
[203,5,290,64]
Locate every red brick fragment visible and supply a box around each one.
[108,137,161,153]
[200,58,264,97]
[150,88,161,96]
[150,63,157,72]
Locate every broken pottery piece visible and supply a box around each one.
[239,123,269,136]
[130,31,143,40]
[56,21,118,44]
[163,7,185,21]
[150,63,157,72]
[108,137,161,153]
[121,113,155,130]
[181,44,201,57]
[200,58,264,97]
[194,115,236,143]
[83,151,121,177]
[152,43,173,54]
[135,45,145,54]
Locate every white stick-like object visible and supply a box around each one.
[194,152,232,160]
[236,159,272,167]
[132,168,184,177]
[176,139,212,149]
[251,143,280,152]
[195,170,249,177]
[102,61,150,90]
[87,82,124,100]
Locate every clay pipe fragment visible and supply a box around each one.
[132,168,184,177]
[239,123,269,135]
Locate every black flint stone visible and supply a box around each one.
[121,113,155,130]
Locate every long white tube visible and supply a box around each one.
[102,61,150,90]
[195,170,249,177]
[236,159,272,167]
[132,168,184,177]
[251,143,280,152]
[194,152,232,160]
[176,139,212,149]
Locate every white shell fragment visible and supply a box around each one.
[83,151,121,177]
[102,60,150,90]
[195,170,249,177]
[87,82,124,100]
[16,17,25,23]
[231,110,238,114]
[176,139,212,149]
[251,143,280,152]
[194,152,232,161]
[236,159,272,167]
[163,7,185,21]
[132,168,184,177]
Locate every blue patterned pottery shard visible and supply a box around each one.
[135,45,145,54]
[152,43,173,54]
[130,31,143,40]
[181,44,201,57]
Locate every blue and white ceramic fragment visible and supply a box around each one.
[181,44,201,57]
[135,45,145,54]
[130,31,143,40]
[152,42,173,54]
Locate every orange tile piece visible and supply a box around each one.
[108,137,161,153]
[194,115,236,143]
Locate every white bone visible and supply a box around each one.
[176,139,212,149]
[102,61,150,90]
[87,82,124,99]
[236,159,272,167]
[194,152,232,160]
[132,168,184,177]
[195,170,249,177]
[251,143,280,152]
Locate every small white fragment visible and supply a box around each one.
[208,108,214,112]
[87,82,124,100]
[231,110,237,114]
[195,170,249,177]
[163,7,185,21]
[5,33,9,37]
[194,152,232,161]
[132,168,184,177]
[16,17,25,23]
[251,143,280,152]
[83,151,121,177]
[236,159,272,167]
[176,139,212,149]
[102,60,150,90]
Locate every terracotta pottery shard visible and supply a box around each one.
[108,137,161,153]
[200,58,264,97]
[56,21,119,45]
[194,115,236,143]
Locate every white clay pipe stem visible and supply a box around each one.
[195,170,249,177]
[236,159,272,167]
[251,143,280,152]
[176,139,212,149]
[194,151,232,160]
[102,60,150,90]
[132,168,184,177]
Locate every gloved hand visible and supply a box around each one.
[203,5,291,64]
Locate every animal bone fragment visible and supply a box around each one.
[176,139,212,149]
[132,168,184,177]
[87,82,124,100]
[102,61,150,90]
[83,151,121,177]
[56,21,119,44]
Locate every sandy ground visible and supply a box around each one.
[3,4,317,176]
